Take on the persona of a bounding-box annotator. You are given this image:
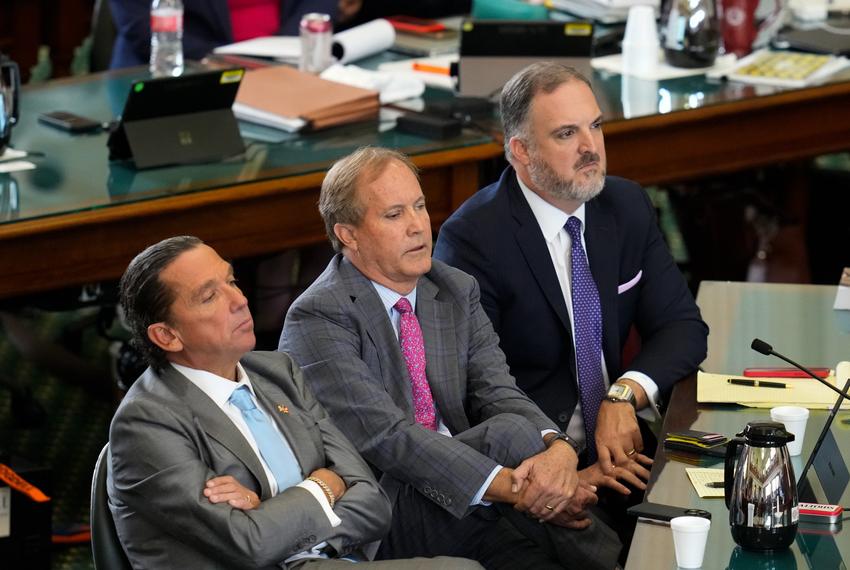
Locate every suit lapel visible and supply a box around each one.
[417,275,468,433]
[339,258,415,417]
[585,195,621,378]
[165,366,273,499]
[507,173,573,337]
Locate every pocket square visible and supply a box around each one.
[618,270,642,294]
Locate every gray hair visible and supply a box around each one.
[119,235,204,372]
[319,147,419,251]
[500,62,592,163]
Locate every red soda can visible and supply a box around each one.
[299,13,333,74]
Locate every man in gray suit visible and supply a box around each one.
[109,235,480,569]
[280,148,621,569]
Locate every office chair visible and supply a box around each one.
[90,443,133,570]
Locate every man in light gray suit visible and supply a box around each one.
[280,148,621,569]
[109,235,481,569]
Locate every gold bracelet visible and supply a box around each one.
[307,476,336,508]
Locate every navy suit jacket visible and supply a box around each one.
[109,0,337,68]
[434,167,708,432]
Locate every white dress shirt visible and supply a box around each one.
[172,362,340,562]
[371,280,555,506]
[516,177,660,447]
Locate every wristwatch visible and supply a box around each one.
[545,432,582,454]
[605,382,637,408]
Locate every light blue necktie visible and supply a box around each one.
[565,217,606,462]
[229,385,302,492]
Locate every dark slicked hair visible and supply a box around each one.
[500,62,592,163]
[119,235,203,372]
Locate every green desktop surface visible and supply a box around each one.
[626,281,850,570]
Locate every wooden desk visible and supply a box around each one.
[602,78,850,185]
[3,67,850,300]
[625,282,850,569]
[0,70,502,300]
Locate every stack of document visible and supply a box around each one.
[697,367,850,409]
[234,66,379,132]
[547,0,659,24]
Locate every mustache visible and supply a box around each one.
[574,152,601,170]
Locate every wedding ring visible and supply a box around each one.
[545,504,554,511]
[627,449,636,456]
[245,495,251,504]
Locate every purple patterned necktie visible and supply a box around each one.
[394,297,438,430]
[565,217,606,461]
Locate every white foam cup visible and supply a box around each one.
[770,405,810,456]
[670,515,711,568]
[622,5,660,77]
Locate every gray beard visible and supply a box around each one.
[527,154,605,204]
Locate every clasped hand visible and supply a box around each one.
[511,441,596,526]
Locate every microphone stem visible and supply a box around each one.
[769,351,850,400]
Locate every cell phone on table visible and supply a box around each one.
[743,367,830,378]
[627,502,711,522]
[38,111,103,134]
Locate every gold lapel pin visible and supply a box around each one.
[277,405,289,414]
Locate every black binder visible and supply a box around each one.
[108,68,246,169]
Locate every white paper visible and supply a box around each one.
[835,268,850,310]
[213,19,396,65]
[332,19,396,64]
[232,103,306,132]
[377,55,458,91]
[213,36,301,60]
[592,51,738,80]
[320,64,424,104]
[0,148,35,173]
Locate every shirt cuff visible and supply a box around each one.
[621,370,661,421]
[471,465,503,506]
[297,479,342,527]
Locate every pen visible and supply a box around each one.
[412,62,451,76]
[706,482,725,488]
[727,378,787,389]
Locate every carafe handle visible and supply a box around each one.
[1,59,19,124]
[724,436,744,508]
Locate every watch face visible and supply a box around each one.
[608,383,633,401]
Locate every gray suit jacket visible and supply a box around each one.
[107,351,391,570]
[280,256,559,519]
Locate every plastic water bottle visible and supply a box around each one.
[149,0,184,77]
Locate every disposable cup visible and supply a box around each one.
[770,406,810,456]
[622,5,660,77]
[671,516,710,568]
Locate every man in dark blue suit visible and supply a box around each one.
[434,63,707,495]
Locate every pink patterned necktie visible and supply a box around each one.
[394,297,438,430]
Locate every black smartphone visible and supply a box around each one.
[38,111,103,133]
[627,502,712,522]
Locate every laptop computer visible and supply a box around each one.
[108,68,245,169]
[457,20,594,98]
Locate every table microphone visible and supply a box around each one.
[750,338,850,400]
[750,338,850,492]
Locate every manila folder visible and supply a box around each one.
[235,65,379,130]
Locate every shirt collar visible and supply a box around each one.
[370,280,417,316]
[171,361,254,408]
[516,173,587,243]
